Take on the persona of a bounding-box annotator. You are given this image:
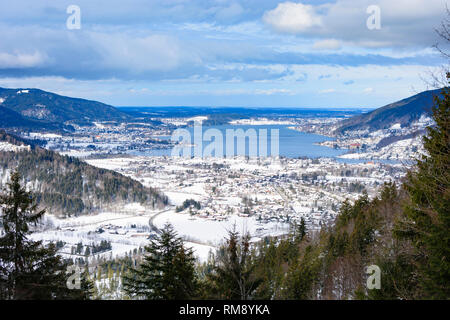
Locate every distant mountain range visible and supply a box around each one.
[0,87,131,131]
[335,88,443,134]
[0,86,445,135]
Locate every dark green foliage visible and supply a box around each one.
[91,240,112,254]
[394,78,450,299]
[292,218,307,243]
[219,181,418,300]
[206,229,261,300]
[0,132,168,216]
[0,171,91,299]
[0,107,57,130]
[175,199,201,212]
[123,223,198,299]
[282,245,322,299]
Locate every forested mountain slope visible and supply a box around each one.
[335,88,443,134]
[0,87,131,130]
[0,130,168,216]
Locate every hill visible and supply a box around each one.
[335,88,443,134]
[0,88,131,129]
[0,130,168,216]
[0,106,64,131]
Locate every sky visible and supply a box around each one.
[0,0,448,108]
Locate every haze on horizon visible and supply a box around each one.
[0,0,448,109]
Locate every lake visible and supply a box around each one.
[130,124,348,159]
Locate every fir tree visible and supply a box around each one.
[207,228,261,300]
[123,223,198,299]
[0,171,89,299]
[395,77,450,299]
[293,218,307,243]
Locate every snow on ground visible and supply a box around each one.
[185,242,215,262]
[187,116,208,123]
[29,207,221,263]
[181,183,208,196]
[165,191,203,206]
[338,136,424,160]
[0,141,30,152]
[40,209,150,228]
[85,158,136,171]
[29,209,158,261]
[229,118,295,125]
[59,150,95,158]
[153,210,289,247]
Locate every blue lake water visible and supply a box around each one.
[131,124,348,159]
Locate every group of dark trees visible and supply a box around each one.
[0,171,92,299]
[175,199,201,212]
[72,240,112,256]
[0,133,168,217]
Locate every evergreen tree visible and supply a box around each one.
[282,244,322,299]
[292,218,307,243]
[0,171,89,299]
[80,266,96,299]
[207,228,261,300]
[395,77,450,299]
[123,223,198,299]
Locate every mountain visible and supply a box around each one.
[0,106,64,131]
[335,88,443,134]
[0,88,131,129]
[0,130,168,216]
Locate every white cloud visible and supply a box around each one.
[379,0,444,19]
[263,2,322,33]
[90,32,193,72]
[312,39,341,50]
[263,0,447,48]
[254,88,293,95]
[319,88,336,94]
[0,51,46,68]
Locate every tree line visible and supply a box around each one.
[0,135,168,217]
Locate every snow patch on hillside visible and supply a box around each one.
[0,141,30,152]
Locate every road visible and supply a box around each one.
[148,208,173,234]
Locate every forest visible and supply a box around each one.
[0,130,168,216]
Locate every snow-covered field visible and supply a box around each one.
[229,118,296,125]
[0,141,30,152]
[153,210,289,247]
[30,209,156,258]
[29,206,223,262]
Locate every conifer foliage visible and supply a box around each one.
[0,171,89,299]
[206,228,261,300]
[395,75,450,298]
[123,223,198,299]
